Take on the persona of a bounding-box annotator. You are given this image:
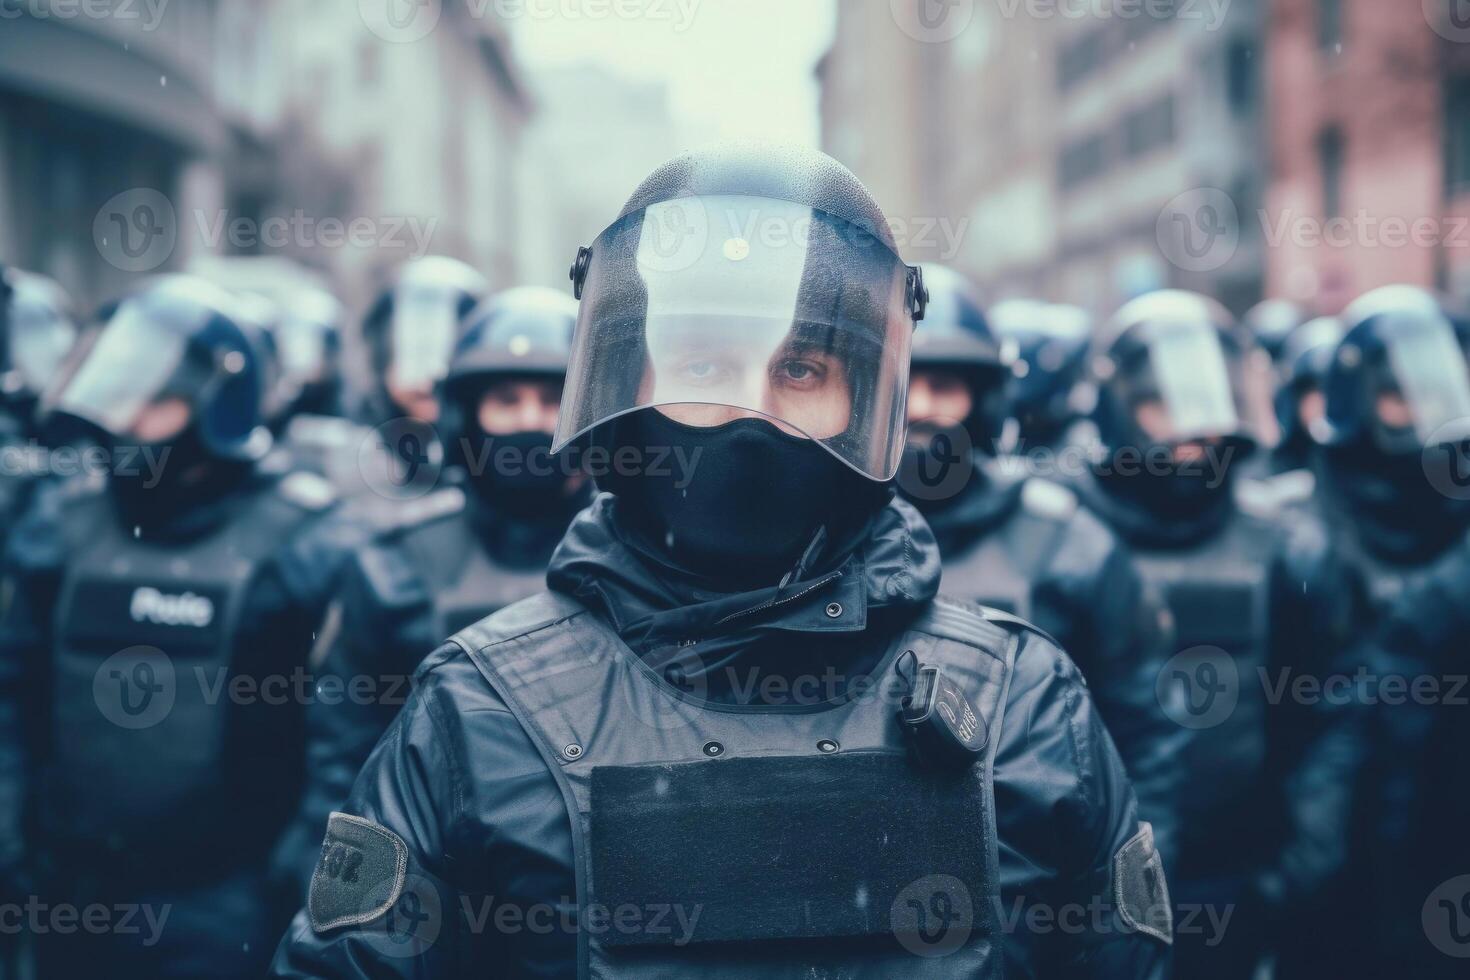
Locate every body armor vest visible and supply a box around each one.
[938,497,1071,618]
[451,592,1016,979]
[1130,510,1277,881]
[395,501,548,639]
[49,484,320,855]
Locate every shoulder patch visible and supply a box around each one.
[279,471,339,512]
[308,812,408,933]
[1020,477,1077,522]
[1114,822,1173,945]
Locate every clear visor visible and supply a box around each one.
[554,196,916,480]
[389,287,460,390]
[9,296,77,392]
[278,318,330,385]
[49,300,203,438]
[1119,321,1258,445]
[1379,312,1470,445]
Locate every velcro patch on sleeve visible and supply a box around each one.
[1114,821,1173,945]
[308,812,408,933]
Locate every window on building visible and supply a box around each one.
[1449,76,1470,193]
[1058,29,1105,92]
[1060,134,1109,190]
[1123,95,1177,159]
[1227,40,1256,115]
[1318,0,1343,52]
[1319,127,1346,219]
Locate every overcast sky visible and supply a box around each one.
[509,0,837,146]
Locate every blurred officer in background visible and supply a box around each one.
[282,286,590,891]
[274,288,346,423]
[1070,290,1359,979]
[1268,316,1343,478]
[1307,286,1470,975]
[898,265,1185,872]
[989,298,1090,452]
[0,276,367,980]
[0,267,79,529]
[273,142,1170,979]
[1243,298,1308,367]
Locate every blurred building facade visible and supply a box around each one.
[820,0,1272,317]
[1265,0,1470,312]
[0,0,530,314]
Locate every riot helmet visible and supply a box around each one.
[362,256,489,423]
[1089,290,1271,479]
[442,287,578,502]
[1274,315,1344,449]
[557,141,927,585]
[1322,286,1470,456]
[0,266,79,426]
[45,275,270,462]
[555,140,927,484]
[990,298,1090,448]
[906,265,1008,450]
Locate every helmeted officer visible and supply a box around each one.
[898,265,1185,874]
[308,257,489,515]
[0,275,367,980]
[1069,290,1360,979]
[283,286,591,890]
[988,298,1090,451]
[1303,286,1470,975]
[274,287,346,423]
[1264,315,1343,479]
[0,266,80,542]
[1243,298,1307,366]
[272,143,1171,979]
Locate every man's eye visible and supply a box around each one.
[777,359,825,384]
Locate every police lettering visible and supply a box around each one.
[128,587,215,628]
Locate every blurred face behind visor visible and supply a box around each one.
[555,194,917,482]
[49,292,242,447]
[1358,310,1470,455]
[386,284,464,422]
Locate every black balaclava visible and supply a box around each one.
[1328,442,1470,561]
[601,409,890,590]
[109,423,251,534]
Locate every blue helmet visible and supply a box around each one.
[990,299,1090,446]
[1274,315,1344,446]
[1321,285,1470,457]
[0,265,79,422]
[46,275,270,460]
